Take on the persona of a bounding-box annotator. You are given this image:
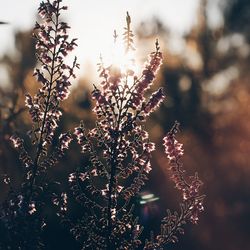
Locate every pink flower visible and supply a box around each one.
[144,88,165,116]
[163,122,205,225]
[59,133,72,150]
[10,135,23,149]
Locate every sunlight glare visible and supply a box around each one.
[106,39,138,72]
[101,36,139,88]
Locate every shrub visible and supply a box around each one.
[0,1,204,249]
[66,11,205,250]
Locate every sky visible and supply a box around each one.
[0,0,223,81]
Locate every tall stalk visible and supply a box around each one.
[71,12,204,250]
[3,1,78,248]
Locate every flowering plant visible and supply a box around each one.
[0,0,78,248]
[67,12,205,250]
[0,1,204,249]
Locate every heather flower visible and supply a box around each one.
[135,40,162,95]
[61,192,68,212]
[10,134,23,149]
[79,172,88,181]
[3,174,11,185]
[1,1,78,248]
[59,132,72,150]
[143,87,165,115]
[68,173,76,182]
[26,0,78,176]
[28,202,37,215]
[10,134,34,168]
[67,12,204,250]
[145,121,206,248]
[163,122,200,198]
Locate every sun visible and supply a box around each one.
[102,34,138,72]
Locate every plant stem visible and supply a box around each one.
[27,4,60,202]
[106,80,126,249]
[106,134,118,250]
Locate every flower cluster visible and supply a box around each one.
[13,0,79,187]
[29,0,79,149]
[130,40,163,110]
[67,13,166,249]
[1,1,78,248]
[143,87,165,116]
[142,122,205,248]
[13,0,78,196]
[68,12,204,250]
[10,134,33,168]
[1,2,205,249]
[163,121,204,224]
[25,0,78,198]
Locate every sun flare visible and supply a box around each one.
[103,39,138,75]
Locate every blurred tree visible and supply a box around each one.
[224,0,250,42]
[0,30,36,201]
[0,29,36,134]
[136,0,214,140]
[1,30,36,91]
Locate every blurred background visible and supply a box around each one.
[0,0,250,249]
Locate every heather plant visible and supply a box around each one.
[65,12,205,250]
[0,1,204,249]
[0,0,78,248]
